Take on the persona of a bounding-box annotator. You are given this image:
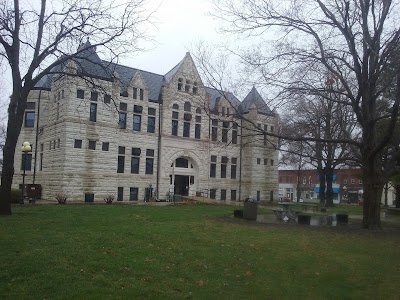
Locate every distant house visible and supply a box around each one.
[14,41,279,202]
[277,168,388,204]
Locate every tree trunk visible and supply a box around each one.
[0,93,26,215]
[318,166,325,204]
[362,157,384,229]
[325,164,334,207]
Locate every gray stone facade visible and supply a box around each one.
[13,45,279,202]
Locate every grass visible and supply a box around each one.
[0,204,399,299]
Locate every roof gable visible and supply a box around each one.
[239,86,272,115]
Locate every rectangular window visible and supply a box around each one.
[131,157,140,174]
[146,149,154,156]
[257,191,260,201]
[91,91,98,101]
[221,189,226,201]
[231,190,237,201]
[221,164,227,178]
[130,187,139,201]
[74,139,82,148]
[77,89,84,99]
[90,103,97,122]
[119,146,126,155]
[146,158,154,174]
[26,101,35,109]
[117,156,125,173]
[172,120,178,136]
[39,153,43,171]
[195,124,201,139]
[231,165,237,179]
[102,142,109,151]
[183,122,190,137]
[120,102,127,111]
[88,140,96,150]
[210,189,216,199]
[104,94,111,104]
[140,89,144,100]
[148,108,156,116]
[222,129,228,143]
[212,127,218,141]
[132,147,141,156]
[133,88,137,99]
[117,187,123,201]
[147,116,156,133]
[119,112,127,129]
[24,111,35,128]
[270,126,274,132]
[134,105,143,113]
[257,158,261,165]
[133,115,141,131]
[21,153,32,171]
[271,159,274,166]
[210,163,216,178]
[232,130,238,144]
[264,159,268,165]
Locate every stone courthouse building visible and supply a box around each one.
[13,41,279,202]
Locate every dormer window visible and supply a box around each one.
[178,78,183,91]
[193,82,198,94]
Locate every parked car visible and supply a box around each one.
[292,198,304,203]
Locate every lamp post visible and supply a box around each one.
[21,141,32,203]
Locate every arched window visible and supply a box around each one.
[175,157,189,168]
[184,101,191,112]
[185,80,191,92]
[178,78,183,91]
[172,103,179,110]
[193,82,198,94]
[196,107,201,114]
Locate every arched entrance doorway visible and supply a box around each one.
[171,157,198,196]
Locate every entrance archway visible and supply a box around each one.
[171,157,197,196]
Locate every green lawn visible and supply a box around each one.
[0,204,399,299]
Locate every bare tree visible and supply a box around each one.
[0,0,154,215]
[209,0,400,229]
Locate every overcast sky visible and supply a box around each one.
[121,0,221,75]
[0,0,224,120]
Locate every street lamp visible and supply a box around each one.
[21,141,32,203]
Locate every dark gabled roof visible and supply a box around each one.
[74,40,112,80]
[164,59,184,83]
[33,46,272,115]
[104,62,164,101]
[239,86,272,115]
[205,87,242,112]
